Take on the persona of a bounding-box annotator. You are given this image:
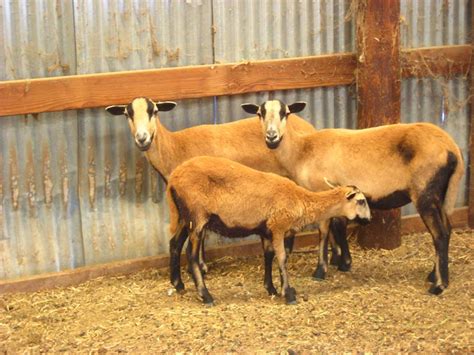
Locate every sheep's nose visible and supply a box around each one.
[266,130,278,142]
[136,133,148,144]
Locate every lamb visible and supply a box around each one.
[241,100,465,295]
[166,156,371,305]
[105,97,332,280]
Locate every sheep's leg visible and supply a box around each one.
[329,217,352,271]
[199,231,209,274]
[261,237,278,296]
[313,220,331,280]
[169,221,188,293]
[188,229,214,305]
[273,234,296,305]
[417,201,451,295]
[284,234,295,254]
[186,235,208,276]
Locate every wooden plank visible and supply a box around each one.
[401,44,472,78]
[0,45,470,117]
[0,207,468,294]
[0,53,356,117]
[355,0,401,250]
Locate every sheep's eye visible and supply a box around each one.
[357,199,366,206]
[153,109,158,115]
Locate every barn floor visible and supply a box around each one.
[0,229,472,352]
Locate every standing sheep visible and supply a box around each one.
[105,97,344,282]
[166,156,371,305]
[241,100,464,295]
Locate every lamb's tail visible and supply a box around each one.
[443,145,465,215]
[166,186,181,235]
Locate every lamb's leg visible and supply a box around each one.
[169,221,188,292]
[329,217,351,271]
[417,200,451,295]
[261,237,278,296]
[188,229,214,305]
[186,233,208,276]
[313,220,330,280]
[273,233,296,305]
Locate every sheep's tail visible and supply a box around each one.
[166,186,180,235]
[443,145,465,215]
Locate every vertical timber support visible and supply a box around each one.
[469,2,474,228]
[356,0,402,249]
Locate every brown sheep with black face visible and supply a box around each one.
[166,156,371,305]
[105,97,318,280]
[242,100,464,295]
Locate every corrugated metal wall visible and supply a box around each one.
[400,0,470,214]
[0,0,470,279]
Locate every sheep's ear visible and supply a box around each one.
[288,101,306,114]
[106,105,127,116]
[345,191,357,200]
[157,101,177,112]
[241,103,260,115]
[324,177,339,189]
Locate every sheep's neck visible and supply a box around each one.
[144,118,179,180]
[276,124,306,182]
[302,190,345,225]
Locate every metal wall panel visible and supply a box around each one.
[0,0,83,279]
[213,0,356,129]
[401,77,469,215]
[400,0,469,48]
[73,0,215,265]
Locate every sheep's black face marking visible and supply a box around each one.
[126,103,134,120]
[367,190,411,210]
[397,138,415,164]
[146,98,155,119]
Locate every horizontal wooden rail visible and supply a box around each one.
[0,45,471,117]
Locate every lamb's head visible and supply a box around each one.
[106,97,176,151]
[340,186,371,225]
[241,100,306,149]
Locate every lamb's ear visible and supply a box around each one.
[106,105,127,116]
[241,103,260,115]
[345,191,357,200]
[288,101,306,114]
[324,177,339,189]
[157,101,177,112]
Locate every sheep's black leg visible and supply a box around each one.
[261,237,278,296]
[330,217,351,271]
[186,236,207,276]
[417,201,451,295]
[313,221,330,280]
[284,234,295,254]
[169,221,188,293]
[273,234,296,304]
[199,232,208,274]
[188,229,214,305]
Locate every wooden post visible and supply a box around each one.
[356,0,402,249]
[469,2,474,228]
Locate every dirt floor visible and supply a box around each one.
[0,229,473,352]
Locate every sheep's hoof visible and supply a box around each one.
[427,270,436,283]
[174,281,185,293]
[266,285,279,296]
[200,263,209,275]
[329,253,341,266]
[312,267,326,280]
[428,284,445,295]
[201,290,214,305]
[204,301,215,307]
[285,288,297,305]
[337,261,351,272]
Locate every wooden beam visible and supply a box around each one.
[0,45,470,117]
[0,53,355,117]
[401,44,472,78]
[0,207,467,294]
[355,0,401,250]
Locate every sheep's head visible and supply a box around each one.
[241,100,306,149]
[106,97,176,151]
[341,186,371,224]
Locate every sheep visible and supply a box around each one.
[166,156,371,305]
[105,97,323,283]
[241,99,465,295]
